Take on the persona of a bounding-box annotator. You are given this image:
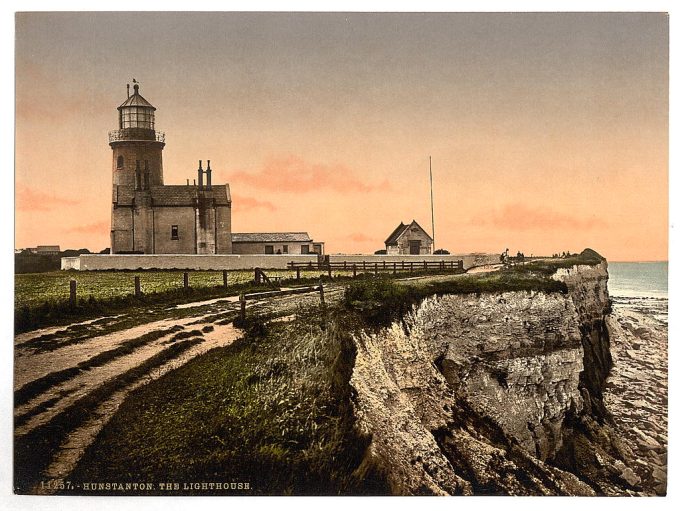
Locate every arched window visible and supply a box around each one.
[116,155,124,169]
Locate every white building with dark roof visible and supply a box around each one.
[231,232,324,255]
[384,220,433,255]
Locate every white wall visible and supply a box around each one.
[60,257,81,270]
[75,254,319,270]
[64,252,500,271]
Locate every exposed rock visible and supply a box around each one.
[603,303,667,496]
[349,262,654,495]
[620,467,641,487]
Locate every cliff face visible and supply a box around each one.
[350,262,637,495]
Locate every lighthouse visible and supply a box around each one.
[109,82,232,254]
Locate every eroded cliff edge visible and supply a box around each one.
[349,261,645,495]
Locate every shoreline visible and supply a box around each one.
[604,298,668,495]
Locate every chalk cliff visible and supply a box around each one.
[350,262,642,495]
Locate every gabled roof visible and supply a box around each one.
[385,220,433,245]
[406,220,433,241]
[232,232,312,243]
[385,222,409,245]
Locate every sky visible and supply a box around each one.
[14,12,668,260]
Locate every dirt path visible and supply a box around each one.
[13,282,349,493]
[35,321,242,494]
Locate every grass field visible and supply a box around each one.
[14,269,350,310]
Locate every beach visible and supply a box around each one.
[603,262,668,495]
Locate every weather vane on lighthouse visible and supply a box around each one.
[127,78,140,98]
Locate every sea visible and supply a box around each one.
[608,262,668,324]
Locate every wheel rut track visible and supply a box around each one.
[13,283,347,494]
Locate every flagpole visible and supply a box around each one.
[429,156,435,253]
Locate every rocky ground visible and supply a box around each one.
[604,301,668,495]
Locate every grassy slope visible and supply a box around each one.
[67,308,387,495]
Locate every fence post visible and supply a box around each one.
[239,293,246,323]
[296,267,301,281]
[328,265,332,279]
[319,280,327,330]
[440,261,444,270]
[69,279,77,307]
[223,270,228,289]
[393,262,397,275]
[424,261,428,272]
[374,262,378,276]
[183,272,189,290]
[318,280,325,307]
[410,261,414,273]
[353,264,357,278]
[134,276,141,297]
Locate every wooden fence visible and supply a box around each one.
[64,261,463,307]
[287,259,464,276]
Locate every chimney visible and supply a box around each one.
[197,160,204,189]
[127,83,130,98]
[206,160,212,189]
[187,179,190,186]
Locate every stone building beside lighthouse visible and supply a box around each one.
[109,83,232,254]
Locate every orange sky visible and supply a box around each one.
[14,12,668,261]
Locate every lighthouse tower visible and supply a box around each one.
[110,82,165,189]
[109,82,166,253]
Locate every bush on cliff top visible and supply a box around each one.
[342,248,601,327]
[512,249,605,276]
[344,271,568,327]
